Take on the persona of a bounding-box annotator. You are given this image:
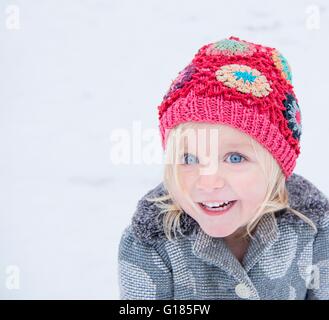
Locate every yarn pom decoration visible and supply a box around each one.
[215,64,272,97]
[282,93,302,141]
[272,49,293,84]
[205,38,257,57]
[163,63,196,100]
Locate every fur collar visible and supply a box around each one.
[131,173,329,246]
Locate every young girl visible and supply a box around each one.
[118,36,329,300]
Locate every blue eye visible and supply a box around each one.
[182,153,199,165]
[226,153,246,164]
[182,152,246,165]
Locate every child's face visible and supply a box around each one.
[172,122,268,238]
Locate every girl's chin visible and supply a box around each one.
[199,224,235,238]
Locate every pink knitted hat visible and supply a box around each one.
[158,36,302,178]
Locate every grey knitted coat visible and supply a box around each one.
[118,173,329,300]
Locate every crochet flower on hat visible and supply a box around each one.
[282,93,302,141]
[215,64,273,97]
[272,49,293,84]
[163,63,196,100]
[206,38,257,57]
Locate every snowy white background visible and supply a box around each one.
[0,0,328,299]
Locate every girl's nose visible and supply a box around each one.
[196,173,225,192]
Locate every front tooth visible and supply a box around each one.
[211,202,219,206]
[203,201,228,207]
[204,202,219,206]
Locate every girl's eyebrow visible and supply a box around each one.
[224,142,251,148]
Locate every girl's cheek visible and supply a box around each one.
[178,166,199,186]
[178,165,199,176]
[233,174,267,205]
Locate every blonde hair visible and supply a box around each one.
[146,122,317,242]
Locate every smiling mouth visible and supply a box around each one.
[197,200,237,215]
